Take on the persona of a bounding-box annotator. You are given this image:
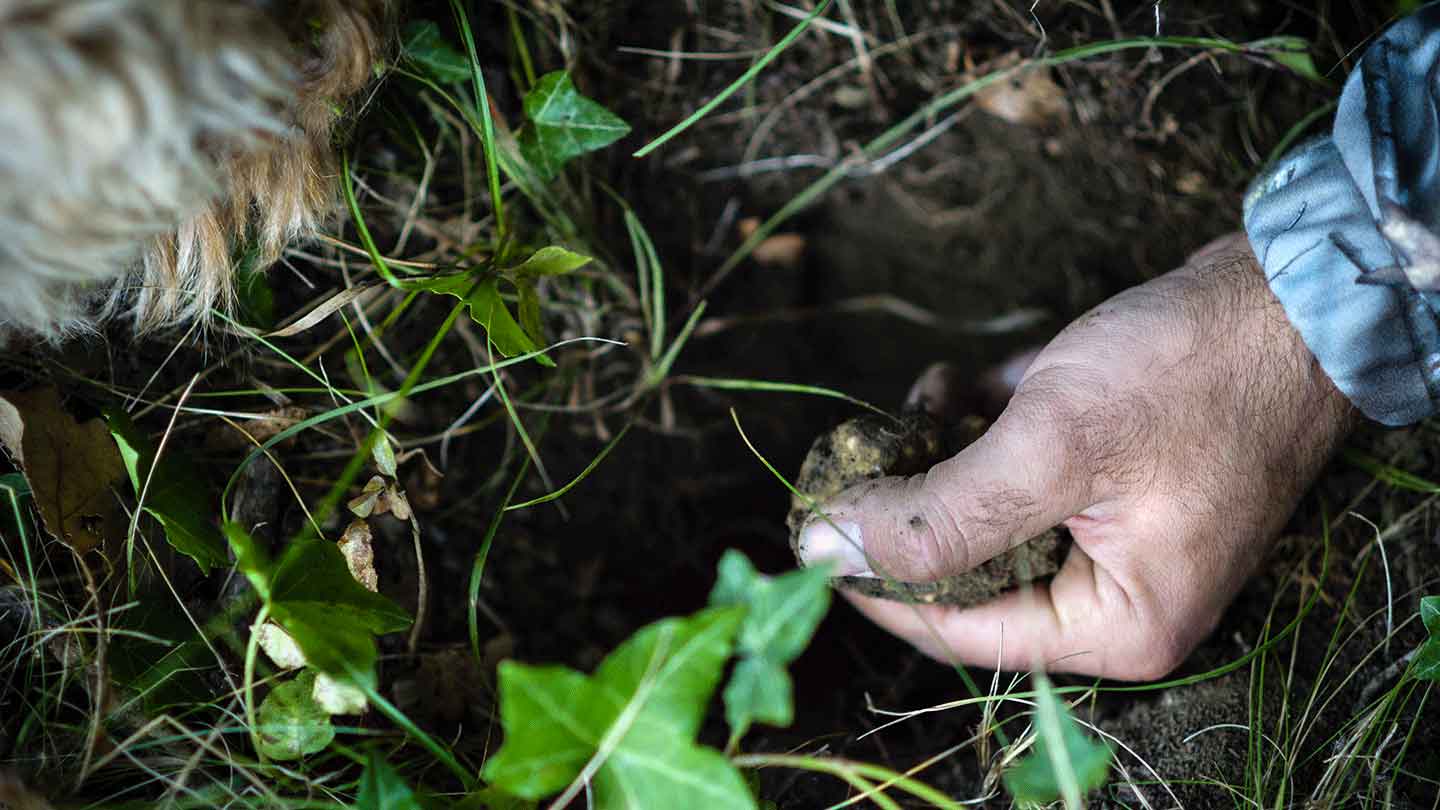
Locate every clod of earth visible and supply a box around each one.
[788,411,1064,606]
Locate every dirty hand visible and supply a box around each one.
[797,233,1355,680]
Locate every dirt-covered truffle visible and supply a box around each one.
[788,411,1064,607]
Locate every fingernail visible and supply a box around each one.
[797,520,872,577]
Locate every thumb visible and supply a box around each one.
[796,376,1096,582]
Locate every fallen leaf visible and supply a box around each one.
[387,486,413,521]
[752,234,807,269]
[974,57,1068,127]
[349,476,386,518]
[339,520,379,592]
[0,388,125,554]
[736,218,806,268]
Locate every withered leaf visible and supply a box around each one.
[0,387,124,554]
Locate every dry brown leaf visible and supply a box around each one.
[752,233,807,268]
[737,217,807,268]
[387,486,412,521]
[973,57,1068,127]
[339,519,378,591]
[264,284,379,338]
[347,475,386,518]
[0,387,125,555]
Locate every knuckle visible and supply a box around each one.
[1006,366,1158,497]
[893,474,971,580]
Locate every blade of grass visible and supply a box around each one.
[1264,99,1339,168]
[220,337,620,517]
[341,151,400,286]
[677,375,887,417]
[450,0,506,244]
[470,458,530,663]
[646,301,707,386]
[505,422,633,511]
[1340,448,1440,492]
[1031,672,1085,809]
[634,0,835,157]
[732,754,962,810]
[623,210,667,360]
[483,318,561,515]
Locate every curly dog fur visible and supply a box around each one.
[0,0,391,340]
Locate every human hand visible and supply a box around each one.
[796,233,1355,680]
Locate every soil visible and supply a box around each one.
[4,1,1439,807]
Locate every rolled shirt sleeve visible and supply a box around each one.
[1244,4,1440,425]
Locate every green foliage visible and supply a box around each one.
[106,409,228,573]
[356,750,423,809]
[1004,674,1111,806]
[1247,35,1322,83]
[404,246,589,368]
[456,786,536,810]
[224,523,411,689]
[406,276,542,363]
[518,71,630,181]
[110,596,219,711]
[1413,596,1440,682]
[269,538,413,686]
[509,245,592,279]
[481,606,755,809]
[708,551,831,739]
[257,670,334,761]
[401,20,469,84]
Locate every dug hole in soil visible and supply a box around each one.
[576,1,1440,805]
[3,1,1438,807]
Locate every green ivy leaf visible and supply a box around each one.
[257,670,334,761]
[517,72,630,181]
[356,749,423,810]
[266,538,412,688]
[404,275,553,367]
[402,20,470,84]
[707,550,831,739]
[481,607,753,810]
[1413,596,1440,682]
[1003,674,1111,805]
[106,410,228,573]
[456,786,536,810]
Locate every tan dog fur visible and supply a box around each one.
[0,0,391,340]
